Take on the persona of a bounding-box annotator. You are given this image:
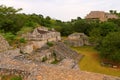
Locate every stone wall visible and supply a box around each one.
[0,68,30,80]
[20,27,61,54]
[85,11,118,21]
[23,27,61,41]
[66,33,90,47]
[0,35,9,52]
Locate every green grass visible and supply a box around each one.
[1,75,22,80]
[72,46,120,77]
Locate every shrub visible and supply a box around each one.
[1,75,22,80]
[11,76,22,80]
[19,38,26,43]
[47,42,54,47]
[42,56,47,62]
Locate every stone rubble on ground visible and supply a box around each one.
[0,49,120,80]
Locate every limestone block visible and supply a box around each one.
[0,35,9,52]
[20,44,33,54]
[32,40,47,49]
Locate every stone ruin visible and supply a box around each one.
[21,26,61,54]
[24,27,61,41]
[0,30,120,80]
[65,33,90,47]
[85,11,118,22]
[0,48,120,80]
[0,35,9,52]
[19,27,82,68]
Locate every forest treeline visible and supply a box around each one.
[1,5,120,63]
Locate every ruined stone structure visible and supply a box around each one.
[0,35,120,80]
[66,33,90,47]
[24,27,61,41]
[85,11,118,21]
[0,49,120,80]
[21,27,61,54]
[19,42,83,65]
[0,35,9,52]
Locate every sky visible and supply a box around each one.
[0,0,120,21]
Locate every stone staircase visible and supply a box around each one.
[54,42,83,63]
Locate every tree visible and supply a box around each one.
[0,5,22,15]
[109,10,114,14]
[0,5,23,34]
[99,22,118,37]
[89,28,102,47]
[72,19,90,35]
[99,32,120,63]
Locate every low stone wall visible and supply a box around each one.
[0,68,30,80]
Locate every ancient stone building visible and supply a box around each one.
[21,27,61,54]
[85,11,118,21]
[0,35,9,52]
[66,33,90,47]
[25,27,61,41]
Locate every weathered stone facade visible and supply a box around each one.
[21,27,61,54]
[0,35,9,52]
[85,11,118,21]
[24,27,61,41]
[66,33,90,47]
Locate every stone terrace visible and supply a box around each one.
[0,49,120,80]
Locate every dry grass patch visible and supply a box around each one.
[72,46,120,77]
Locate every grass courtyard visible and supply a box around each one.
[72,46,120,77]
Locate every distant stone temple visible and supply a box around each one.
[0,35,9,52]
[66,33,90,47]
[85,11,118,21]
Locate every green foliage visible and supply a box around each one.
[47,42,54,47]
[17,27,33,36]
[0,5,22,15]
[51,52,59,64]
[10,76,22,80]
[99,32,120,63]
[1,75,22,80]
[19,38,26,43]
[42,56,47,62]
[51,60,59,64]
[3,32,16,44]
[99,22,118,36]
[89,28,102,46]
[72,20,90,35]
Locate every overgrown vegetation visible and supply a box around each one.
[47,42,54,47]
[0,5,120,64]
[41,56,47,62]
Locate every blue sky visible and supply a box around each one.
[0,0,120,21]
